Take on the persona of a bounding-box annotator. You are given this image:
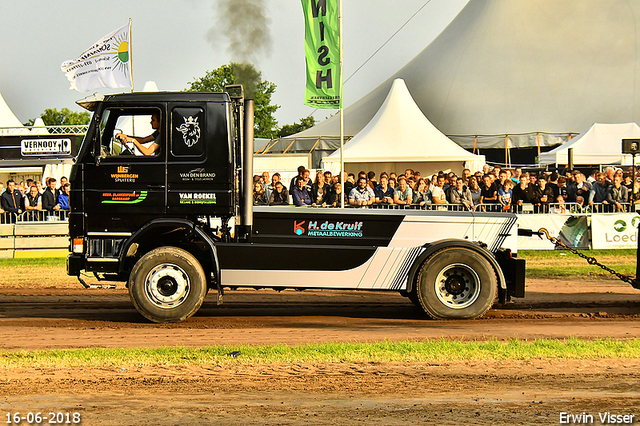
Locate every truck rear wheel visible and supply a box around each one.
[129,246,207,323]
[415,247,497,319]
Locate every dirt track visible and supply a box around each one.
[1,277,640,425]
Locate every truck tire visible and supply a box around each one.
[415,247,497,319]
[129,246,207,323]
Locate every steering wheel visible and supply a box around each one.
[113,134,135,155]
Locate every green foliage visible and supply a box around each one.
[25,108,91,126]
[277,116,317,137]
[186,62,280,139]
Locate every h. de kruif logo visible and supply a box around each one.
[294,220,363,238]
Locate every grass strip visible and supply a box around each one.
[1,338,639,369]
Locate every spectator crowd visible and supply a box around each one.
[0,176,70,221]
[252,165,640,213]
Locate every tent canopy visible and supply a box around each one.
[538,123,640,166]
[290,0,640,149]
[324,79,485,173]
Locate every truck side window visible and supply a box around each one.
[99,108,162,157]
[171,107,204,157]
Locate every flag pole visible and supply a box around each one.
[339,0,345,208]
[129,18,134,93]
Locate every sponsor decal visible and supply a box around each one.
[179,168,216,182]
[176,116,201,147]
[21,139,71,156]
[293,220,363,237]
[111,165,138,182]
[102,190,147,204]
[178,192,217,205]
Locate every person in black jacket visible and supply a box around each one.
[1,180,23,221]
[42,177,59,212]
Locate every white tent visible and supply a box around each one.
[0,91,29,135]
[538,123,640,166]
[323,79,485,176]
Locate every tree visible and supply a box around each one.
[277,116,317,138]
[186,63,280,139]
[24,108,91,126]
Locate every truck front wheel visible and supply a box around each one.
[415,247,497,319]
[129,246,207,323]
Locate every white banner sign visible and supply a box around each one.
[21,139,71,156]
[591,213,640,249]
[61,22,132,92]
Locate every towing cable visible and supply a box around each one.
[518,227,640,289]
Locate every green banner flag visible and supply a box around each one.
[301,0,341,109]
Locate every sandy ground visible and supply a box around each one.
[1,277,640,425]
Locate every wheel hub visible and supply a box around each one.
[444,275,466,295]
[144,263,190,309]
[434,263,481,309]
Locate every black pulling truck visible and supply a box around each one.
[67,86,525,323]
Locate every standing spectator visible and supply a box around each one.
[24,185,42,219]
[261,171,270,188]
[292,178,312,206]
[60,177,68,189]
[310,171,330,207]
[36,181,44,195]
[289,165,306,193]
[606,174,628,212]
[323,171,333,186]
[449,177,473,210]
[349,177,375,207]
[42,178,59,212]
[570,172,591,203]
[268,182,289,205]
[431,175,448,205]
[512,173,533,211]
[327,183,343,207]
[264,173,281,202]
[497,180,513,211]
[497,170,508,191]
[1,180,23,216]
[587,169,598,184]
[0,182,4,194]
[344,173,356,197]
[374,175,395,205]
[557,177,569,202]
[253,182,267,205]
[461,169,471,183]
[480,174,498,206]
[367,171,377,189]
[412,178,432,207]
[588,172,610,209]
[512,167,522,184]
[468,177,481,209]
[393,177,413,206]
[534,176,555,213]
[55,183,70,211]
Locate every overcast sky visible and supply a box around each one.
[0,0,468,127]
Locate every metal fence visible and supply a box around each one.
[268,202,640,214]
[0,210,69,224]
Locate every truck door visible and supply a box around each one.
[166,101,234,217]
[83,106,167,231]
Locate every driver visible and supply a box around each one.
[115,113,161,156]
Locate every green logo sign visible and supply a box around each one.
[614,219,627,232]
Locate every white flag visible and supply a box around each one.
[61,23,132,92]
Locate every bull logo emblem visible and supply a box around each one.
[176,116,201,148]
